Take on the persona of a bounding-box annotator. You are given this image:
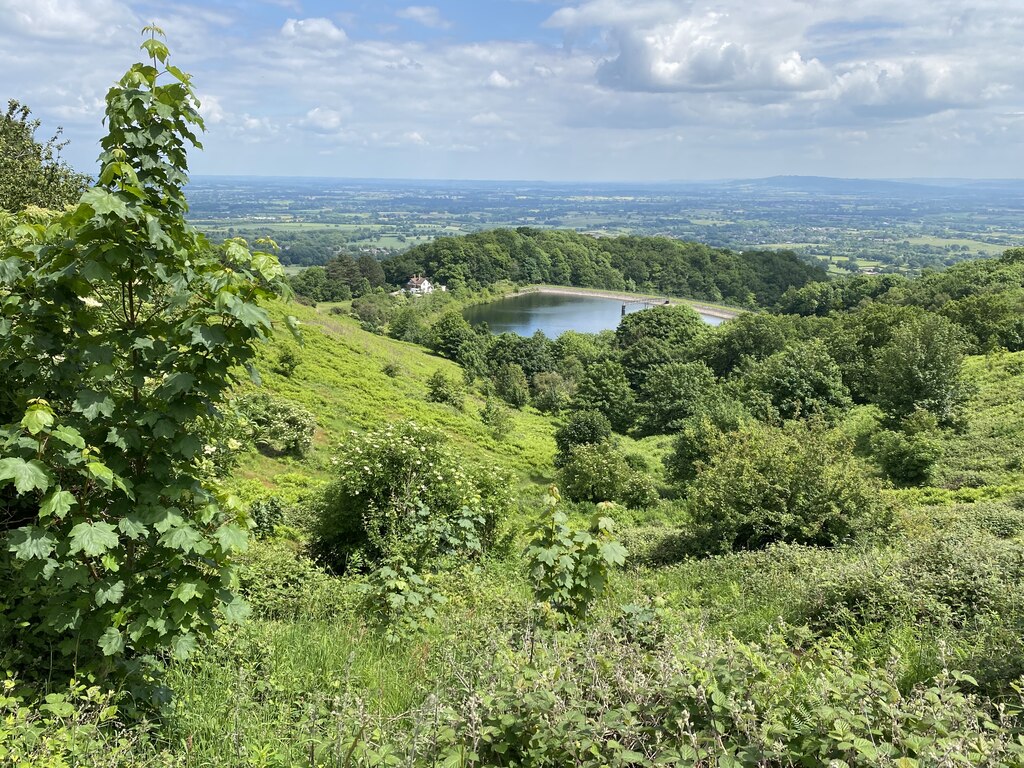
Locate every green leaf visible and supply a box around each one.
[74,390,115,421]
[99,627,125,656]
[80,188,131,219]
[8,526,56,560]
[87,461,115,487]
[170,633,197,660]
[600,541,628,567]
[95,580,125,606]
[0,458,51,494]
[40,488,75,519]
[161,524,207,554]
[171,580,203,603]
[69,522,119,557]
[51,426,86,449]
[227,300,270,329]
[21,405,54,435]
[221,594,251,624]
[214,523,248,553]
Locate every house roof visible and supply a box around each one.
[407,276,430,286]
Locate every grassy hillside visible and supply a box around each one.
[232,300,559,495]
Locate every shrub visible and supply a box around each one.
[272,344,301,377]
[425,370,464,410]
[636,361,717,435]
[664,397,749,486]
[248,495,286,539]
[532,371,574,414]
[382,360,401,377]
[310,423,513,572]
[494,362,530,408]
[738,339,852,423]
[0,36,285,680]
[236,391,316,457]
[553,410,612,466]
[559,442,659,509]
[689,421,890,553]
[236,539,348,620]
[871,410,945,485]
[481,398,514,440]
[524,487,627,620]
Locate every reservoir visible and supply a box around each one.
[463,291,726,337]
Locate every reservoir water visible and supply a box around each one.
[463,292,725,337]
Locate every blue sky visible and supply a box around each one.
[1,0,1022,181]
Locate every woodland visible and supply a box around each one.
[2,33,1024,768]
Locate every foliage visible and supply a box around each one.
[236,391,316,457]
[531,371,574,414]
[425,370,464,410]
[494,362,530,408]
[310,423,512,572]
[738,339,852,423]
[872,311,972,427]
[0,33,286,680]
[272,344,301,377]
[553,410,613,466]
[699,311,793,377]
[559,442,659,509]
[688,421,890,552]
[870,410,945,486]
[525,487,627,620]
[572,360,635,433]
[385,227,826,306]
[0,676,172,767]
[664,396,750,487]
[236,539,348,621]
[0,100,89,213]
[358,556,446,639]
[481,398,514,441]
[636,361,717,435]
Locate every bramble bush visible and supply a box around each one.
[559,441,659,509]
[0,30,290,683]
[311,423,514,573]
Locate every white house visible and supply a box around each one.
[405,276,434,295]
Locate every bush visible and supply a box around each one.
[532,371,574,414]
[738,340,853,423]
[524,487,627,620]
[272,344,301,377]
[425,370,464,409]
[871,410,945,485]
[688,421,890,552]
[236,392,316,457]
[900,528,1024,625]
[559,441,659,509]
[554,410,612,466]
[481,398,514,440]
[494,362,530,408]
[310,424,513,572]
[236,540,349,620]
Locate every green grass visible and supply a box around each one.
[234,301,558,495]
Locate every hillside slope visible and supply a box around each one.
[232,300,559,493]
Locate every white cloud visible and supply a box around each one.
[281,17,347,44]
[486,70,515,89]
[299,106,347,132]
[470,112,503,126]
[396,6,452,30]
[0,0,135,41]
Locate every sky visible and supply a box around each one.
[1,0,1022,181]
